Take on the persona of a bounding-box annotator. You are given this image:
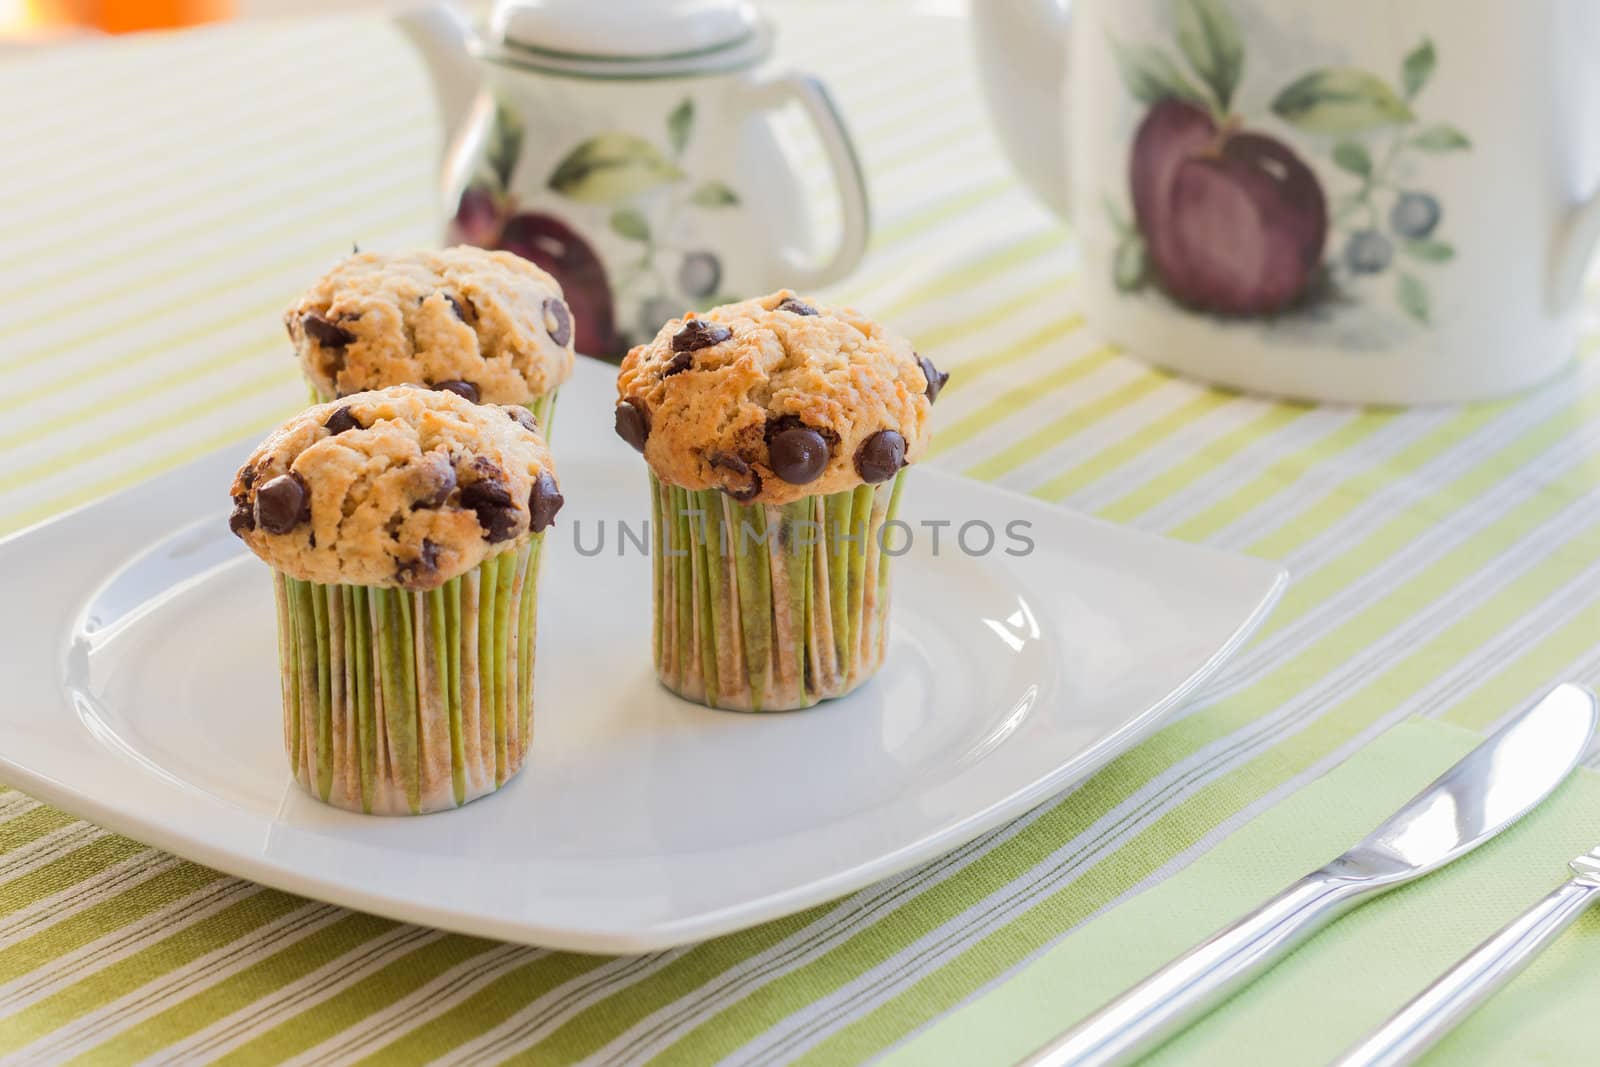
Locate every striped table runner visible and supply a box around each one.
[4,3,1600,1063]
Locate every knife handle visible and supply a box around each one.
[1333,878,1600,1067]
[1019,872,1372,1067]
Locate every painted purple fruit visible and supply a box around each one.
[1130,99,1328,315]
[448,185,502,248]
[498,212,619,358]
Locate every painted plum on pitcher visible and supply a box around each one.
[1107,0,1470,325]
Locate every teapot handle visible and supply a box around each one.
[746,72,871,290]
[970,0,1072,219]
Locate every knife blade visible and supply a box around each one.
[1017,683,1599,1067]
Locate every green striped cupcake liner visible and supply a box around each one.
[272,538,543,815]
[650,471,906,712]
[309,387,559,438]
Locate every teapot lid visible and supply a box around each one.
[493,0,761,62]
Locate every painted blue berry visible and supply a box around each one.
[1390,192,1441,239]
[677,251,722,299]
[1344,229,1393,274]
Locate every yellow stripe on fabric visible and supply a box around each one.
[1097,404,1311,526]
[0,892,308,1058]
[0,864,225,986]
[1167,410,1397,543]
[910,275,1074,352]
[66,913,401,1067]
[872,232,1066,320]
[929,337,1111,456]
[205,935,505,1066]
[1437,594,1600,734]
[963,368,1174,483]
[869,178,1015,250]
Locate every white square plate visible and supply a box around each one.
[0,360,1284,953]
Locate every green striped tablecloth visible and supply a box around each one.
[3,3,1599,1063]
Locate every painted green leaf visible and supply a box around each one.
[1411,124,1471,151]
[667,98,694,156]
[1114,235,1148,292]
[689,180,740,208]
[609,207,651,243]
[1403,237,1455,262]
[1103,194,1131,234]
[1175,0,1244,110]
[1109,38,1208,107]
[547,133,685,203]
[1271,68,1414,133]
[1332,141,1372,178]
[486,102,524,191]
[1401,39,1435,99]
[1397,272,1430,323]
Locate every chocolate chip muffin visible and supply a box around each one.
[616,291,948,712]
[230,386,564,814]
[285,246,575,436]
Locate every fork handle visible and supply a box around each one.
[1334,879,1600,1067]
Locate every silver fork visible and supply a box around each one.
[1334,846,1600,1067]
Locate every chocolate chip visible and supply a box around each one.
[672,318,731,353]
[228,504,255,537]
[396,539,441,589]
[709,451,762,502]
[854,430,906,484]
[775,297,818,316]
[506,406,539,432]
[411,455,456,509]
[434,379,479,404]
[323,406,360,435]
[255,472,310,533]
[543,298,572,347]
[917,353,950,402]
[528,471,563,532]
[663,350,693,377]
[239,465,257,490]
[303,313,354,349]
[445,294,470,322]
[615,399,650,452]
[460,462,518,542]
[769,425,830,484]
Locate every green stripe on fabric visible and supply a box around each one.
[0,806,78,856]
[208,934,503,1066]
[0,863,224,985]
[1437,601,1600,733]
[0,837,151,922]
[1168,410,1397,543]
[67,912,401,1067]
[911,275,1075,352]
[0,890,308,1056]
[871,232,1066,320]
[350,953,614,1067]
[1033,390,1235,502]
[929,335,1108,456]
[870,179,1013,250]
[963,367,1172,482]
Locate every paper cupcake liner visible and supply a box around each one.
[272,538,543,814]
[307,387,559,438]
[650,471,905,712]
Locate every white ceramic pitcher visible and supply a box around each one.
[972,0,1600,404]
[398,0,870,360]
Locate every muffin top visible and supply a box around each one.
[614,291,947,505]
[285,247,576,406]
[229,387,563,590]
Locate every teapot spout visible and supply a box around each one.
[395,3,481,150]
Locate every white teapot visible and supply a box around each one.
[398,0,869,360]
[972,0,1600,404]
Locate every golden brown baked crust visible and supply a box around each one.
[286,247,575,406]
[229,387,561,589]
[614,291,937,505]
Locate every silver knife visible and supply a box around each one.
[1017,683,1599,1067]
[1333,844,1600,1067]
